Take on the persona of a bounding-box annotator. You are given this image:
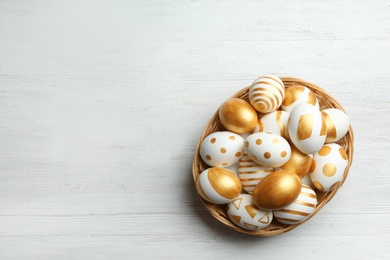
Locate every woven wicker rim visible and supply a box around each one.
[192,77,354,236]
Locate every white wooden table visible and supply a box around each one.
[1,0,389,259]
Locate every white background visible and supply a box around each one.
[0,0,389,259]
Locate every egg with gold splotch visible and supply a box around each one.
[249,75,285,113]
[281,144,313,179]
[252,170,301,210]
[282,85,319,112]
[288,103,327,154]
[219,98,258,134]
[196,168,242,204]
[273,185,317,225]
[310,143,348,192]
[244,132,291,167]
[238,154,273,194]
[227,194,273,230]
[200,131,244,167]
[253,110,290,140]
[321,108,350,143]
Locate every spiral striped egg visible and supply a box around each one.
[273,185,317,225]
[249,75,285,113]
[238,154,273,194]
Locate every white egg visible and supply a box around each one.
[282,85,319,112]
[321,108,350,143]
[226,162,240,176]
[238,154,273,194]
[244,132,291,167]
[310,143,349,192]
[196,168,242,204]
[288,103,327,154]
[301,173,315,189]
[226,194,273,230]
[200,131,244,167]
[249,75,285,113]
[253,110,290,140]
[273,185,317,225]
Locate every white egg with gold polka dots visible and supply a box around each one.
[273,185,317,225]
[200,131,244,167]
[288,103,327,154]
[310,143,349,192]
[244,132,291,167]
[253,110,290,140]
[226,194,273,230]
[238,154,274,194]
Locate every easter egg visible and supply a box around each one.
[321,108,350,143]
[238,154,273,194]
[253,110,290,140]
[219,98,258,134]
[301,172,315,189]
[310,143,349,192]
[282,85,319,112]
[249,75,285,113]
[227,194,273,230]
[200,131,244,167]
[196,168,242,204]
[273,185,317,225]
[244,132,291,167]
[288,103,327,154]
[252,170,301,210]
[281,144,314,179]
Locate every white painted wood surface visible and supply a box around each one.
[0,0,389,259]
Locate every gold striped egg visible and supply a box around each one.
[310,143,348,192]
[196,167,242,204]
[219,98,258,134]
[253,110,290,140]
[226,194,273,230]
[273,185,317,225]
[288,103,327,154]
[321,108,350,143]
[252,170,301,210]
[281,144,314,179]
[238,154,273,194]
[249,75,285,113]
[282,85,319,113]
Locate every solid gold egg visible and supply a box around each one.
[252,170,301,210]
[219,98,258,134]
[281,144,314,179]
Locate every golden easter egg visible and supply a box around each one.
[219,98,258,134]
[252,170,301,210]
[281,144,314,179]
[196,167,242,204]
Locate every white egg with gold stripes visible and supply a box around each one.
[273,185,317,225]
[282,85,319,113]
[226,194,273,230]
[253,110,290,140]
[238,154,273,194]
[310,143,349,192]
[249,75,285,113]
[288,103,327,154]
[196,168,242,204]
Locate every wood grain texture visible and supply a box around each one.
[0,0,389,259]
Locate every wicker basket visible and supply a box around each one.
[192,77,354,236]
